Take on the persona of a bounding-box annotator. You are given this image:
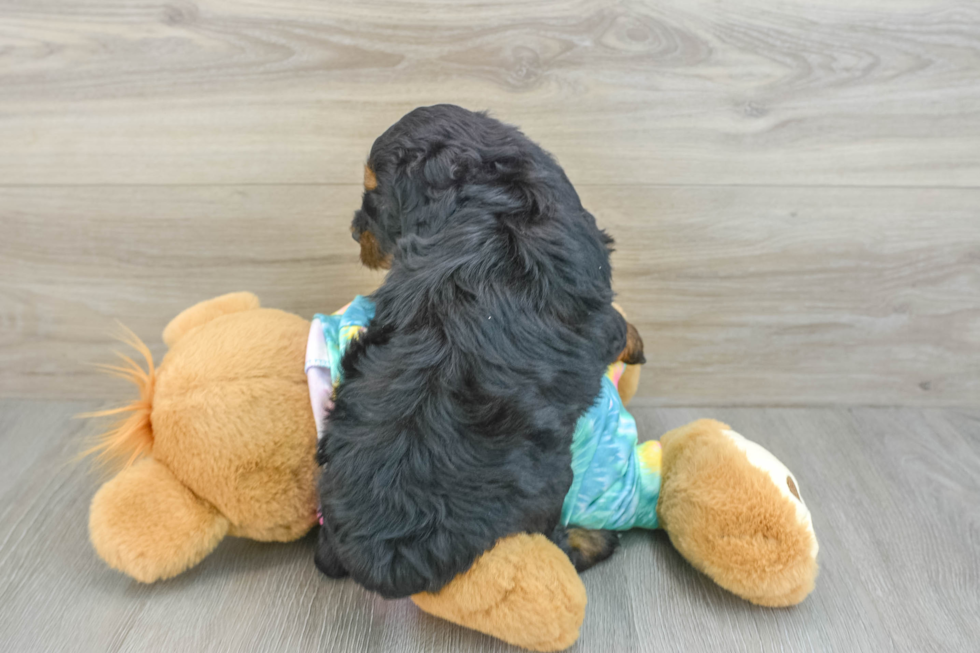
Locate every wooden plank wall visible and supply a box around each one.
[1,0,978,405]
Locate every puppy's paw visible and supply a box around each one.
[314,525,348,579]
[551,526,620,572]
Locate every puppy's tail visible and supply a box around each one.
[78,324,156,469]
[619,322,646,365]
[611,303,645,365]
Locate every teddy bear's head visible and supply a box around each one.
[87,293,319,582]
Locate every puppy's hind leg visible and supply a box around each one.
[550,525,620,573]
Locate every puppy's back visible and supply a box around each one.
[318,105,628,598]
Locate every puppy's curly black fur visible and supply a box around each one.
[315,105,629,598]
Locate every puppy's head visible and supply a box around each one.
[351,104,561,269]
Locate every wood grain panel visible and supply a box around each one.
[2,402,978,651]
[588,184,980,406]
[0,0,978,186]
[0,185,383,397]
[2,184,977,405]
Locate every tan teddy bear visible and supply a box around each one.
[86,292,817,652]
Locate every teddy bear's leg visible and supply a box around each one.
[89,457,229,583]
[617,364,641,406]
[411,534,587,652]
[657,419,819,607]
[162,291,261,347]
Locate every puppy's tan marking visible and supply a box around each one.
[364,165,378,191]
[612,303,646,365]
[566,528,605,560]
[358,230,392,270]
[619,322,646,365]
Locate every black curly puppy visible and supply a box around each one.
[315,105,643,599]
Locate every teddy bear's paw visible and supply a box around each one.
[718,428,818,561]
[658,420,819,607]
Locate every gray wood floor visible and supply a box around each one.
[1,400,977,652]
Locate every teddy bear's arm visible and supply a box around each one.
[89,457,229,583]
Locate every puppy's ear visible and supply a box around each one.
[420,143,474,193]
[396,145,472,239]
[393,178,431,240]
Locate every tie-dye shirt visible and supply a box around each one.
[305,297,661,531]
[560,362,661,530]
[307,296,376,387]
[304,296,376,437]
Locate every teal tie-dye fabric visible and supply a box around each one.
[317,297,661,531]
[559,368,661,531]
[313,295,376,387]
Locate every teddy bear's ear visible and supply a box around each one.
[89,457,229,583]
[162,292,261,347]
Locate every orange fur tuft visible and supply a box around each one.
[79,323,156,469]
